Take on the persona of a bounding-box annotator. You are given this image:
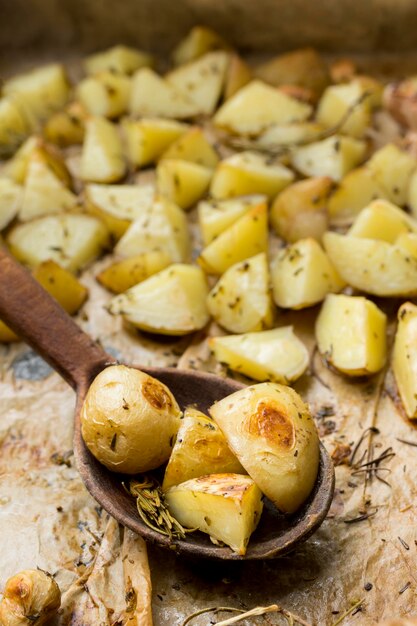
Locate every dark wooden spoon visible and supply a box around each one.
[0,248,334,560]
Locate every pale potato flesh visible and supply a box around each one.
[207,253,273,333]
[165,473,263,555]
[0,178,22,231]
[108,264,209,335]
[209,327,309,384]
[347,199,417,242]
[160,127,219,169]
[291,135,367,181]
[392,302,417,418]
[96,251,172,294]
[316,81,371,138]
[1,136,43,184]
[198,195,266,245]
[198,203,268,275]
[156,159,212,210]
[80,117,126,183]
[209,383,320,514]
[84,45,153,75]
[257,122,323,148]
[172,26,230,66]
[115,196,190,262]
[323,231,417,297]
[162,408,244,490]
[121,117,188,168]
[272,238,345,309]
[367,143,416,205]
[81,365,182,474]
[7,213,109,272]
[328,167,388,226]
[213,80,312,135]
[76,71,131,119]
[85,183,155,239]
[210,151,294,200]
[316,294,387,376]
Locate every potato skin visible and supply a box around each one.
[0,569,61,626]
[210,382,319,514]
[81,365,182,473]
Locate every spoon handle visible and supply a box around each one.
[0,247,114,389]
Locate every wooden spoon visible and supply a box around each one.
[0,248,334,560]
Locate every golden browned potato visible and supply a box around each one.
[172,26,230,66]
[108,264,209,335]
[80,116,126,183]
[165,474,263,555]
[328,167,387,226]
[121,117,188,168]
[96,251,171,294]
[159,127,219,169]
[223,54,252,100]
[33,260,88,315]
[43,101,87,147]
[255,48,329,96]
[81,365,182,473]
[162,407,244,490]
[392,302,417,419]
[270,176,332,242]
[198,194,266,245]
[156,159,212,210]
[291,135,367,181]
[207,253,273,333]
[0,569,61,626]
[84,45,153,75]
[0,320,19,343]
[209,382,320,514]
[209,327,309,384]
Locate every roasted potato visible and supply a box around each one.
[76,71,131,118]
[172,26,230,66]
[347,199,417,242]
[291,135,367,181]
[115,196,190,262]
[84,45,153,75]
[223,54,252,100]
[81,365,182,473]
[198,194,266,245]
[43,101,87,147]
[198,202,268,275]
[0,569,61,626]
[2,137,70,186]
[162,407,244,490]
[159,127,219,169]
[270,176,332,242]
[209,383,320,514]
[210,151,294,200]
[209,327,309,384]
[392,302,417,418]
[96,251,172,294]
[80,116,126,183]
[122,117,188,168]
[108,264,209,335]
[257,122,323,149]
[0,178,22,231]
[255,48,329,96]
[166,473,262,555]
[129,68,199,119]
[207,253,273,333]
[367,143,416,205]
[272,238,345,309]
[33,260,88,315]
[0,98,31,157]
[328,167,387,226]
[8,213,109,272]
[156,159,212,210]
[213,80,312,135]
[316,294,387,376]
[84,183,155,239]
[316,81,372,138]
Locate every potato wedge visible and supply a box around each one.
[328,167,387,226]
[198,194,266,245]
[19,154,78,221]
[316,294,387,376]
[129,68,200,119]
[162,407,244,491]
[367,144,416,205]
[2,137,71,186]
[1,136,40,184]
[166,52,229,116]
[96,251,172,294]
[156,159,212,210]
[8,213,109,272]
[347,199,417,242]
[270,177,332,242]
[210,151,294,200]
[213,80,312,135]
[198,202,268,275]
[316,81,371,138]
[121,117,188,168]
[166,473,262,555]
[43,101,87,147]
[76,71,131,118]
[0,178,22,231]
[407,169,417,218]
[80,116,126,183]
[115,196,190,262]
[84,183,155,239]
[0,98,31,157]
[3,64,70,123]
[323,231,417,297]
[224,54,252,100]
[257,122,323,149]
[108,264,209,335]
[84,45,153,75]
[159,127,218,169]
[291,135,367,181]
[207,253,273,333]
[392,302,417,419]
[255,48,329,96]
[209,382,320,514]
[33,260,88,315]
[172,26,230,66]
[209,327,309,384]
[272,238,345,309]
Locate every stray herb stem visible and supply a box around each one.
[332,598,365,626]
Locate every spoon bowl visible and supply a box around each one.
[0,248,335,560]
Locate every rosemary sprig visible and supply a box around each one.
[182,604,312,626]
[126,476,193,541]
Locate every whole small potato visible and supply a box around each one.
[81,365,182,473]
[0,569,61,626]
